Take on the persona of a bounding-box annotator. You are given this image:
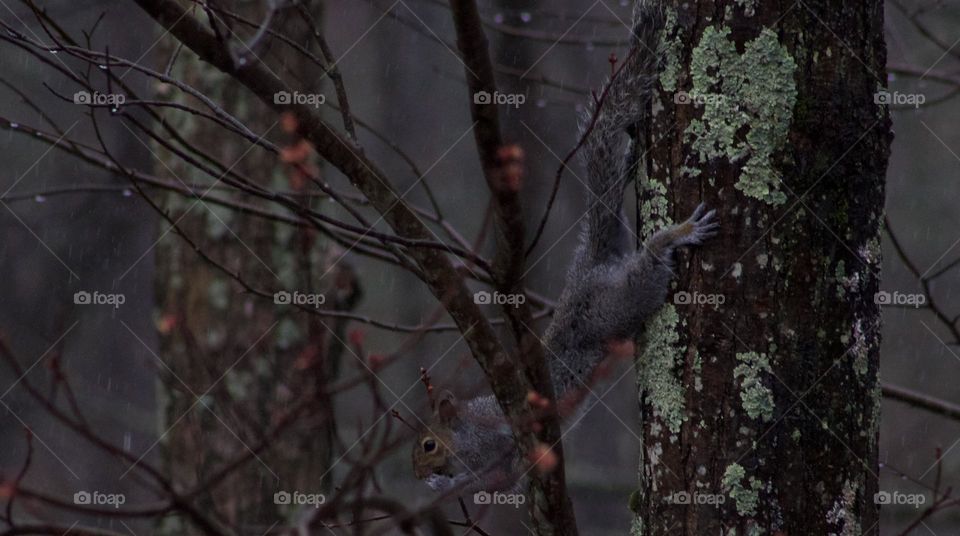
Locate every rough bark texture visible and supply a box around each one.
[631,1,890,534]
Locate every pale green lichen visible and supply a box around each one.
[835,260,851,299]
[685,27,797,205]
[638,304,686,434]
[637,172,672,237]
[659,10,684,93]
[723,463,762,516]
[734,352,775,422]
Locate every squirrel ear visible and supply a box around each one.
[435,390,459,423]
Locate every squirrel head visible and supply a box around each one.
[412,390,460,480]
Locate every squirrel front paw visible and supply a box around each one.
[424,473,454,492]
[673,203,719,247]
[424,472,471,493]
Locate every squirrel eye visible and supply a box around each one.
[422,438,437,453]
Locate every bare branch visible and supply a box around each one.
[883,382,960,423]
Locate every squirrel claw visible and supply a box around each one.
[676,204,719,246]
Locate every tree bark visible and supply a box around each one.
[631,1,890,534]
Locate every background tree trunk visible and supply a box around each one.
[632,1,891,534]
[153,2,357,529]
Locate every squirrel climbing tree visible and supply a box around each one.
[631,1,890,534]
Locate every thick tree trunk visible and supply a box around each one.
[631,1,890,534]
[152,1,354,528]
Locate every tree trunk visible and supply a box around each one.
[631,1,891,534]
[152,1,355,528]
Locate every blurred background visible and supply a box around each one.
[0,0,957,534]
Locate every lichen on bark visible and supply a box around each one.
[637,304,687,435]
[733,351,775,422]
[685,26,798,205]
[723,462,762,517]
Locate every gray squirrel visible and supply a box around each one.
[412,0,718,494]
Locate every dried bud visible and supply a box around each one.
[527,390,551,410]
[528,443,559,474]
[497,144,525,162]
[280,111,299,134]
[496,144,525,192]
[348,329,365,348]
[368,353,386,370]
[294,344,321,370]
[157,313,178,334]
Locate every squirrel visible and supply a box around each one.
[412,0,718,494]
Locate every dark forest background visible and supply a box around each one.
[0,0,958,534]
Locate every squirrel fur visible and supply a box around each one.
[412,0,718,494]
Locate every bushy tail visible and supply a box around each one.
[579,0,664,262]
